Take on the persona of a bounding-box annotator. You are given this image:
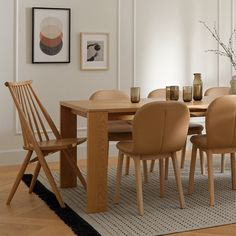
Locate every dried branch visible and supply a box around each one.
[205,49,228,57]
[200,20,236,71]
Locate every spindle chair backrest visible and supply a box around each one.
[5,80,61,150]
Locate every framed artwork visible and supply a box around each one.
[32,7,71,63]
[80,33,109,70]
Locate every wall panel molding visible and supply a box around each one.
[117,0,121,89]
[132,0,136,87]
[217,0,220,86]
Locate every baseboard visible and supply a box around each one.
[0,143,118,166]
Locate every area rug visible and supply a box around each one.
[22,163,236,236]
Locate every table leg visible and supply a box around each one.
[87,111,108,213]
[60,105,77,188]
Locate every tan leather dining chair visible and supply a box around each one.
[89,90,133,142]
[188,95,236,206]
[114,101,190,215]
[204,87,230,173]
[147,88,204,176]
[5,80,86,208]
[89,90,150,177]
[204,87,230,97]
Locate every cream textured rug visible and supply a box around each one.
[33,160,236,236]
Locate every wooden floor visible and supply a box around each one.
[0,156,236,236]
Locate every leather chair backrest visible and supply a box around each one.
[132,101,189,155]
[204,87,230,96]
[206,95,236,148]
[89,90,129,100]
[89,90,132,121]
[147,88,166,98]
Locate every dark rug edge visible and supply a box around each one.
[22,174,101,236]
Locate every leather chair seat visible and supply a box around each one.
[190,134,207,148]
[188,123,204,135]
[108,120,133,133]
[116,141,134,155]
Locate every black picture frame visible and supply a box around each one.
[32,7,71,63]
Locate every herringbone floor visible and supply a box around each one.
[0,154,236,236]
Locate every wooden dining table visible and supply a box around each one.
[60,96,217,213]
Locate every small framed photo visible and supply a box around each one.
[32,7,71,63]
[80,33,109,70]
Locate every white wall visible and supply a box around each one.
[0,0,119,164]
[134,0,236,97]
[1,0,236,165]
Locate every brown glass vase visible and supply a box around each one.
[193,73,203,101]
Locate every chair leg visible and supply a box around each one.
[143,160,148,183]
[159,158,165,198]
[188,145,197,195]
[150,160,155,172]
[63,150,87,190]
[230,153,236,190]
[180,140,187,169]
[206,150,215,206]
[165,157,169,180]
[37,152,65,208]
[6,151,33,205]
[114,151,124,204]
[221,154,225,173]
[125,155,130,175]
[29,161,41,193]
[171,152,186,209]
[199,149,205,175]
[134,158,144,216]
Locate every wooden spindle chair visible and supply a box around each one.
[5,80,86,208]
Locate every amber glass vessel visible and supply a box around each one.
[193,73,203,101]
[183,86,192,102]
[170,86,179,100]
[166,86,171,100]
[130,87,140,103]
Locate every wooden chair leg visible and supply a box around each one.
[171,152,186,209]
[63,150,87,190]
[221,154,225,173]
[180,140,187,169]
[206,150,215,206]
[188,145,197,194]
[37,152,65,208]
[230,153,236,190]
[143,160,148,183]
[150,160,155,173]
[29,161,41,193]
[134,158,144,216]
[159,158,165,198]
[6,151,33,205]
[199,149,205,175]
[165,157,169,180]
[125,155,130,175]
[114,151,124,204]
